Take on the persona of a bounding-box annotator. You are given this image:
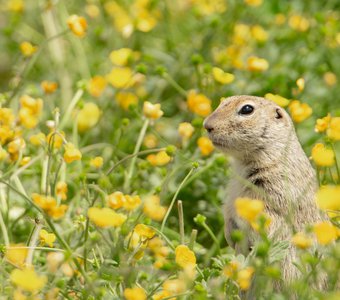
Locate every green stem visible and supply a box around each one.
[26,222,43,266]
[330,142,340,183]
[161,167,195,232]
[189,229,197,250]
[0,208,9,246]
[123,119,150,192]
[163,73,188,97]
[59,89,84,130]
[201,221,220,253]
[177,200,185,244]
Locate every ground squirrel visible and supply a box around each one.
[203,95,325,286]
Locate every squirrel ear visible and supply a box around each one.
[275,108,283,119]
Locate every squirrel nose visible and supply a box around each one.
[203,119,214,133]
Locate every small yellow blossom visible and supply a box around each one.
[124,287,147,300]
[110,48,133,66]
[178,122,195,140]
[147,151,171,166]
[56,181,68,200]
[197,136,214,156]
[212,67,235,84]
[275,14,286,25]
[143,134,158,148]
[20,156,30,166]
[296,78,305,91]
[41,81,58,94]
[316,185,340,211]
[251,25,268,42]
[292,232,312,249]
[143,101,164,120]
[191,0,227,16]
[244,0,263,7]
[175,245,196,269]
[107,67,134,89]
[237,267,255,290]
[85,4,100,18]
[88,76,107,97]
[247,56,269,72]
[134,224,156,239]
[143,195,167,221]
[311,143,335,167]
[223,260,240,278]
[289,15,310,32]
[19,95,43,129]
[7,0,24,13]
[46,131,64,149]
[288,100,312,123]
[77,102,101,132]
[5,244,28,267]
[116,92,138,110]
[88,207,127,228]
[187,90,212,117]
[315,114,331,133]
[264,93,290,107]
[67,15,87,37]
[10,268,47,293]
[163,279,186,295]
[107,191,126,209]
[327,117,340,140]
[123,195,142,211]
[152,290,172,300]
[32,193,57,210]
[323,72,337,87]
[20,41,37,57]
[64,143,82,163]
[90,156,103,168]
[314,221,338,245]
[46,204,68,220]
[235,198,264,223]
[39,229,56,247]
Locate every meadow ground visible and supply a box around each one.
[0,0,339,299]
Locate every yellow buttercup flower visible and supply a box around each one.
[63,143,82,163]
[187,90,212,117]
[247,56,269,72]
[323,72,337,87]
[235,198,264,223]
[90,156,103,168]
[88,207,127,228]
[41,80,58,94]
[251,25,268,42]
[32,193,57,211]
[106,67,134,89]
[46,131,65,149]
[56,181,68,200]
[146,151,171,166]
[143,195,167,221]
[134,224,156,239]
[244,0,263,7]
[123,195,142,211]
[152,290,172,300]
[116,92,138,110]
[292,232,312,249]
[88,76,107,98]
[5,244,28,267]
[316,185,340,211]
[39,229,56,247]
[77,102,101,132]
[289,15,310,32]
[19,95,43,129]
[197,136,214,156]
[296,78,305,91]
[327,117,340,140]
[124,287,147,300]
[315,114,331,133]
[20,156,30,166]
[143,101,164,120]
[212,67,235,84]
[143,134,158,148]
[223,260,240,278]
[163,278,186,295]
[237,267,255,290]
[109,48,133,66]
[314,221,338,245]
[264,93,290,107]
[20,41,37,57]
[175,245,196,269]
[107,191,126,209]
[178,122,195,140]
[191,0,227,16]
[10,268,47,293]
[7,0,24,13]
[67,15,87,37]
[85,4,100,18]
[288,100,312,123]
[311,143,335,167]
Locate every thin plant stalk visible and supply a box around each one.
[0,209,9,246]
[177,200,185,244]
[189,229,197,250]
[26,222,43,266]
[161,167,195,232]
[124,118,150,192]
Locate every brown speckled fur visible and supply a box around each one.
[204,95,325,286]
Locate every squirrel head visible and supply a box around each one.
[203,95,295,159]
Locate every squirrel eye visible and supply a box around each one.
[239,104,254,115]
